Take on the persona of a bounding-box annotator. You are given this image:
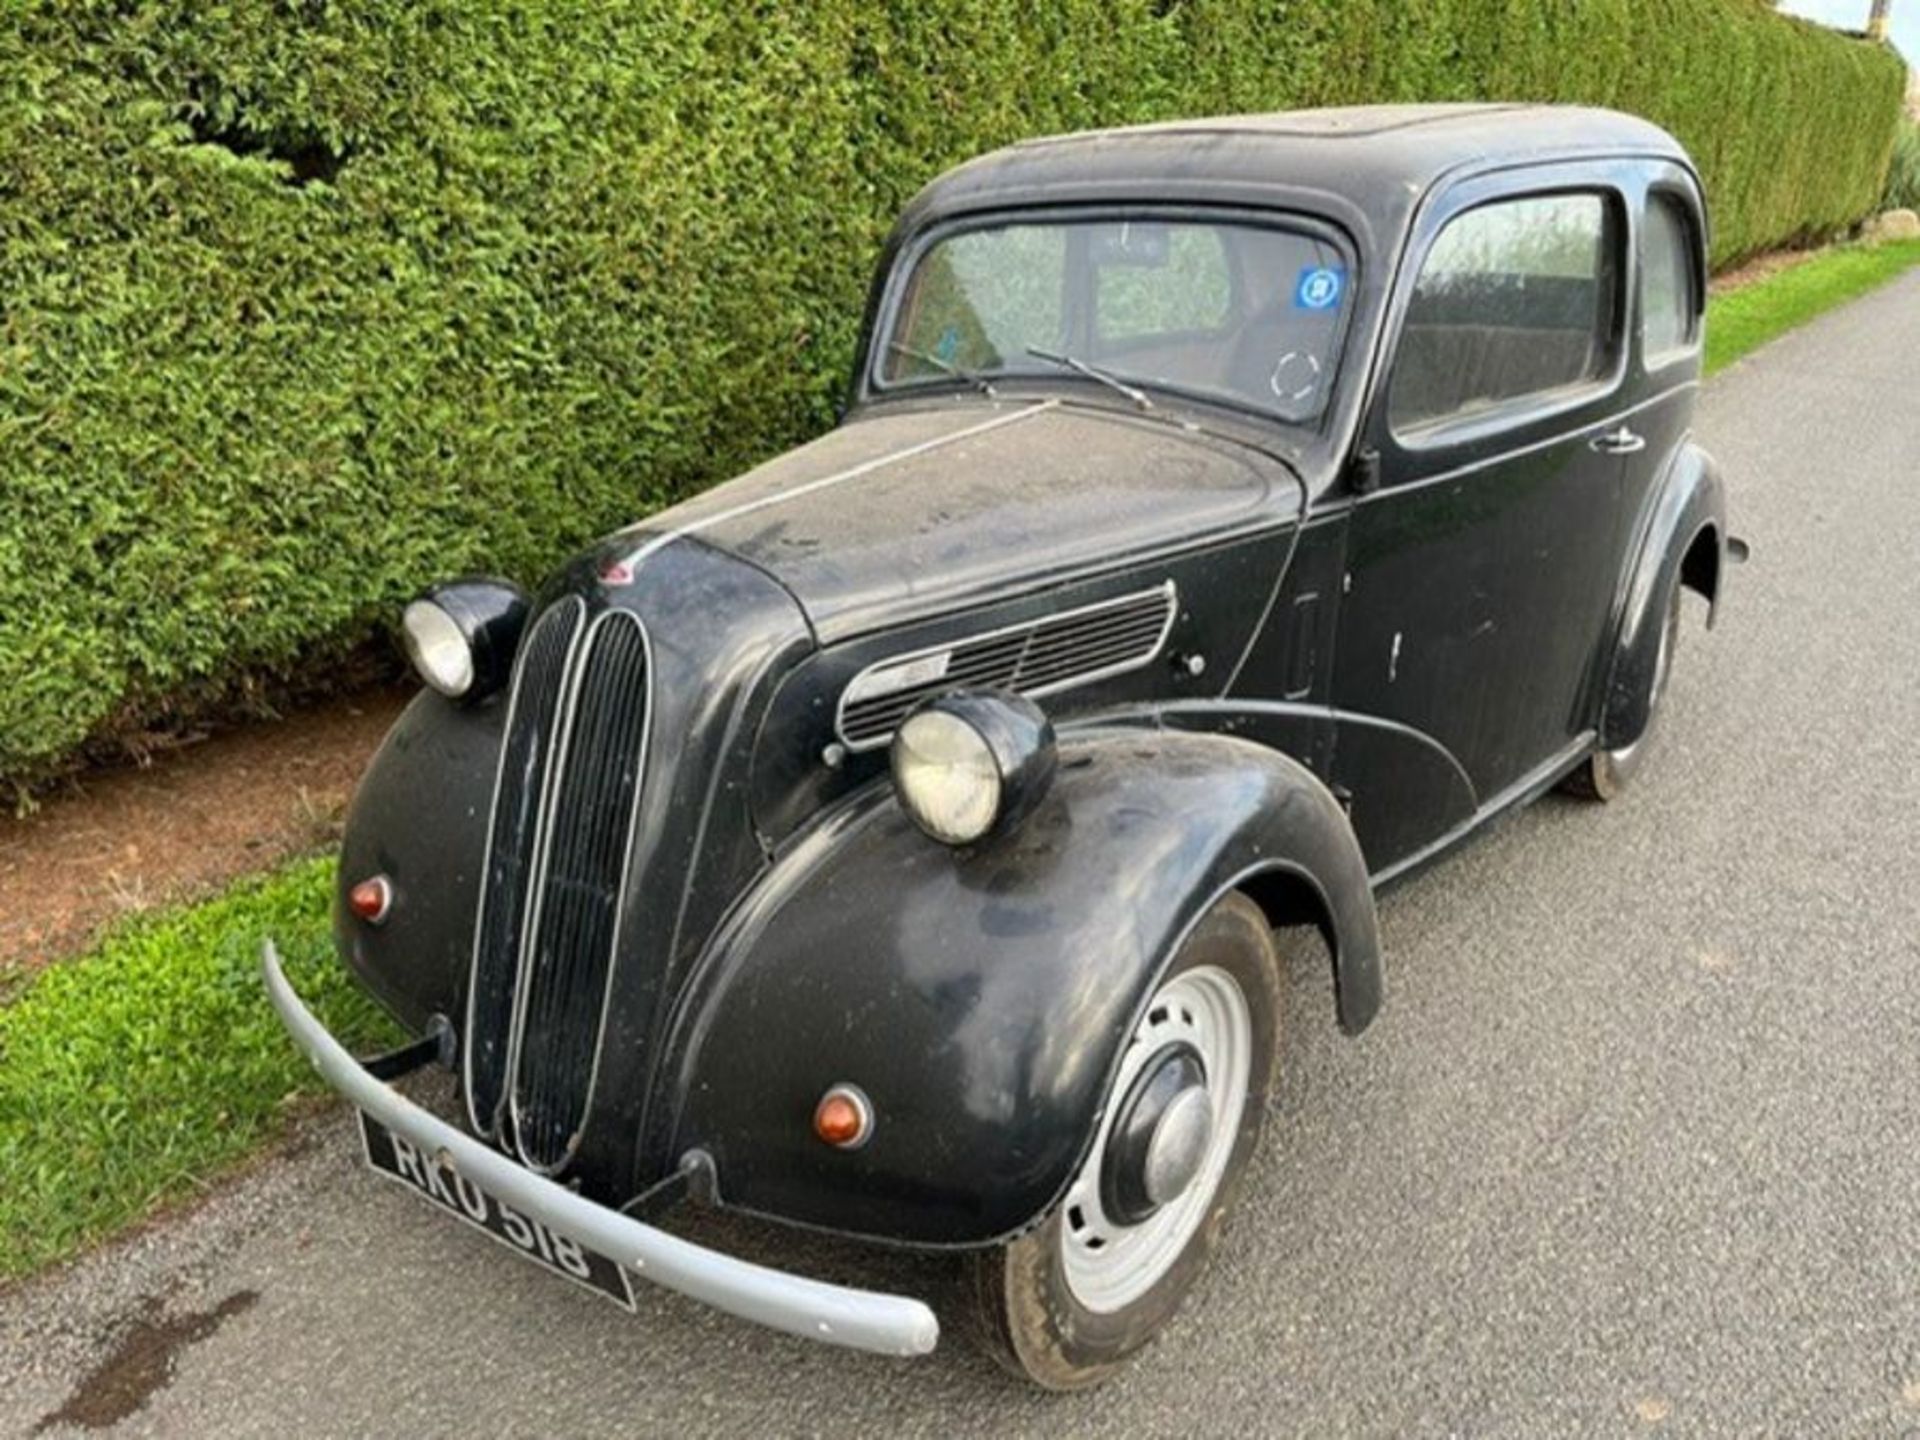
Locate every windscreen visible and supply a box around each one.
[880,216,1351,423]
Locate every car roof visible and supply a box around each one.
[1038,103,1684,175]
[893,104,1695,247]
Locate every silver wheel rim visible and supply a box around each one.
[1609,600,1675,767]
[1059,964,1253,1314]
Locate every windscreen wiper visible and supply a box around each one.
[1024,346,1154,411]
[887,341,997,397]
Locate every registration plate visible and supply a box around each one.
[358,1112,636,1311]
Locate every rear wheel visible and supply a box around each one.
[967,892,1281,1390]
[1565,582,1682,801]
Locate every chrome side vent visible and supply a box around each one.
[464,598,585,1138]
[836,582,1177,750]
[508,611,652,1173]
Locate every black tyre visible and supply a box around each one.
[967,891,1282,1390]
[1565,582,1683,801]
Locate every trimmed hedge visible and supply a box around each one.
[1885,120,1920,209]
[0,1,1904,787]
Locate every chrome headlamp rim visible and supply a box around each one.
[889,690,1056,846]
[402,598,475,698]
[400,578,530,704]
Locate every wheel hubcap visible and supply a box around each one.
[1060,964,1253,1314]
[1143,1084,1214,1207]
[1099,1042,1210,1225]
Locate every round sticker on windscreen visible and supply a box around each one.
[1294,266,1345,311]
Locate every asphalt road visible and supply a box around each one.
[7,273,1920,1438]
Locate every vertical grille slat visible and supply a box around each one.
[507,612,651,1172]
[464,599,586,1137]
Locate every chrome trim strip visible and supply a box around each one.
[834,580,1179,752]
[610,400,1060,576]
[263,943,941,1357]
[464,596,587,1138]
[506,610,654,1175]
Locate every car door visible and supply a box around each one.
[1331,174,1634,871]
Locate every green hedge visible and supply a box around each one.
[1885,119,1920,209]
[0,1,1903,787]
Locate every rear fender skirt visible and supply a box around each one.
[1602,440,1727,751]
[658,728,1380,1247]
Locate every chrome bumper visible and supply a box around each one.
[262,942,940,1357]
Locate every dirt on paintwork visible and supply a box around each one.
[0,687,410,974]
[33,1290,259,1433]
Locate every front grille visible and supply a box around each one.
[509,613,651,1171]
[836,582,1177,750]
[461,601,652,1174]
[464,598,585,1137]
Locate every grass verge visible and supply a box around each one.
[1706,238,1920,375]
[0,856,396,1282]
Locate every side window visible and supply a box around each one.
[1642,193,1699,362]
[1389,192,1620,437]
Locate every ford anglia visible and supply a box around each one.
[265,104,1733,1388]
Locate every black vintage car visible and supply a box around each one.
[266,104,1732,1387]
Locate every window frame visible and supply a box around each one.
[1639,185,1705,371]
[863,203,1360,431]
[1383,183,1631,452]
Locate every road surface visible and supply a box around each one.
[6,272,1920,1437]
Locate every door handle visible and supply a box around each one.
[1588,426,1646,455]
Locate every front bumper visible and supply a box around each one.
[262,942,940,1358]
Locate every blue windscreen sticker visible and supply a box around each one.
[1294,266,1345,311]
[935,325,961,361]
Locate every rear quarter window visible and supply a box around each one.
[1642,193,1700,363]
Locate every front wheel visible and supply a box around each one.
[967,891,1281,1389]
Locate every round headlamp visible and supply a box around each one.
[890,691,1056,846]
[400,579,529,703]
